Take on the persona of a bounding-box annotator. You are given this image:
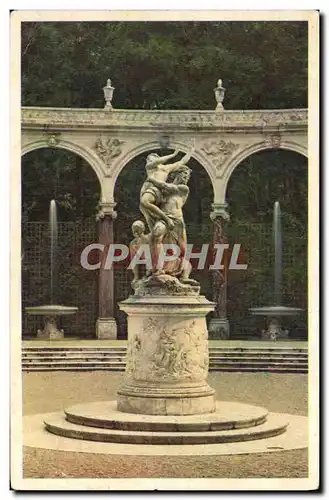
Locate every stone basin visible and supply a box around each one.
[249,306,302,341]
[25,305,78,316]
[25,305,78,340]
[249,306,302,317]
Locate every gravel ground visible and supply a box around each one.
[22,371,308,479]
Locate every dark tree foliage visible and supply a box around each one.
[21,21,307,109]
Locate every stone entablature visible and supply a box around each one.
[22,106,307,131]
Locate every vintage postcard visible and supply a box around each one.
[10,8,319,491]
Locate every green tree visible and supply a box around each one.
[21,21,307,109]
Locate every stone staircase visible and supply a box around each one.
[22,344,308,373]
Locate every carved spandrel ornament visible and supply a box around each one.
[94,137,125,166]
[46,133,60,148]
[201,139,239,177]
[263,133,282,149]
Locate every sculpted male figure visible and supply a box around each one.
[139,148,194,274]
[150,166,198,284]
[140,149,193,231]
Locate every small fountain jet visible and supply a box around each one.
[249,202,302,341]
[25,200,78,340]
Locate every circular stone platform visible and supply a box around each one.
[43,400,288,445]
[24,411,307,457]
[63,401,268,432]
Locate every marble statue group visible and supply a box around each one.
[130,147,198,292]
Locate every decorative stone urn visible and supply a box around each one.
[214,78,226,111]
[103,78,115,109]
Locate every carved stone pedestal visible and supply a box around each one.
[37,315,64,340]
[117,294,215,416]
[261,318,289,341]
[208,317,230,340]
[96,318,117,339]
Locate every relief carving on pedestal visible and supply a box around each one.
[125,334,142,376]
[94,137,125,166]
[125,317,208,381]
[201,140,239,177]
[151,319,208,380]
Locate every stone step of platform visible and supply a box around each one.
[44,410,288,445]
[210,351,307,356]
[22,354,307,364]
[22,350,308,358]
[21,349,308,356]
[63,401,268,432]
[22,354,126,361]
[22,349,126,353]
[23,367,122,372]
[22,345,308,373]
[209,358,307,364]
[209,363,308,370]
[22,357,307,365]
[23,365,307,373]
[23,360,126,370]
[23,362,307,373]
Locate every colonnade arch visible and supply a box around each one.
[21,146,101,338]
[225,147,308,339]
[21,139,106,201]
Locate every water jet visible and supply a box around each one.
[250,201,302,340]
[25,200,78,340]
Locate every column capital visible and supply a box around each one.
[96,201,117,221]
[210,203,230,222]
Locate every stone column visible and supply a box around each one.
[208,203,230,339]
[95,202,117,339]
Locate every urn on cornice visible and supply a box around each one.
[214,79,226,111]
[103,79,115,110]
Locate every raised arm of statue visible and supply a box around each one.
[162,149,194,174]
[146,150,180,169]
[149,177,179,195]
[158,149,180,164]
